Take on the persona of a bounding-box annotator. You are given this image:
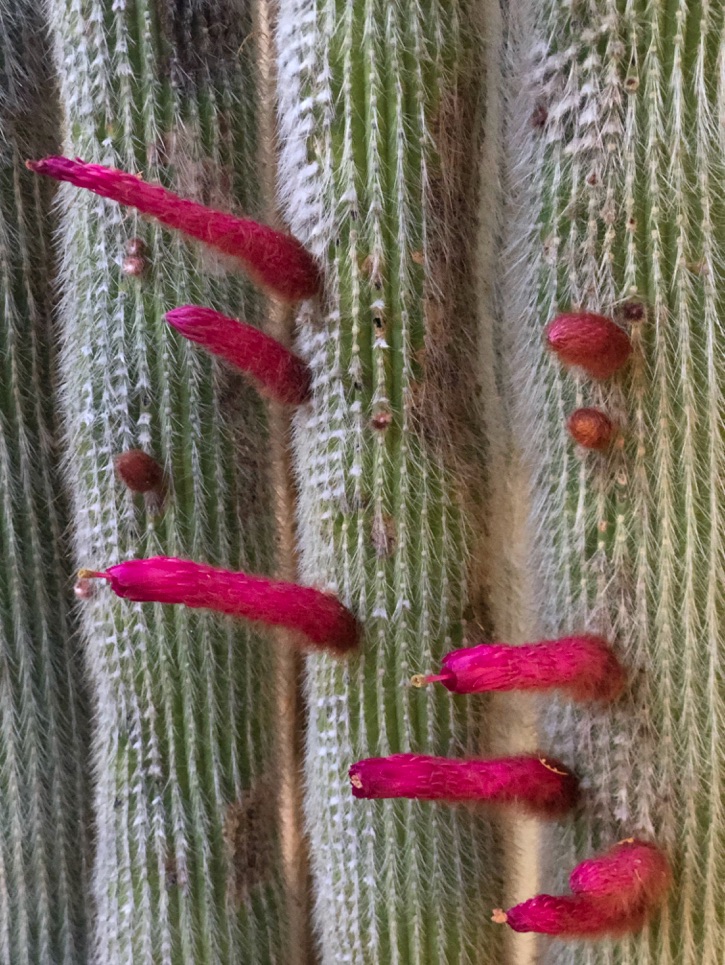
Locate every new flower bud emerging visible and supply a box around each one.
[349,753,579,817]
[546,312,632,379]
[166,305,311,406]
[80,557,360,653]
[413,635,625,702]
[113,450,165,494]
[566,408,615,450]
[27,157,320,302]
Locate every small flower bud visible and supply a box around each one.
[83,557,360,654]
[27,157,320,302]
[413,635,625,703]
[546,312,632,379]
[165,305,311,406]
[122,254,147,276]
[567,408,615,450]
[349,753,579,817]
[113,450,165,494]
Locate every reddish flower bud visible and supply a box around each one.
[566,408,615,450]
[79,557,359,654]
[349,754,579,817]
[569,839,671,912]
[492,895,648,938]
[113,450,165,494]
[27,157,320,302]
[546,312,632,379]
[493,839,670,938]
[413,635,625,703]
[166,305,311,406]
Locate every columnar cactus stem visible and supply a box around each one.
[487,1,725,963]
[277,1,501,962]
[0,4,91,962]
[46,0,292,960]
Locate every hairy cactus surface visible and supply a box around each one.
[487,1,725,963]
[276,1,504,962]
[0,4,91,962]
[46,0,293,960]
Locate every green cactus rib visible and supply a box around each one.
[48,0,292,960]
[488,0,725,961]
[277,1,502,962]
[0,2,92,962]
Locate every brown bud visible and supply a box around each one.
[122,255,147,277]
[125,236,148,257]
[74,577,96,600]
[113,449,165,493]
[370,406,393,431]
[567,408,615,451]
[546,312,632,379]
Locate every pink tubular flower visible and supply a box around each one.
[568,839,671,912]
[493,839,670,938]
[546,312,632,379]
[165,305,311,406]
[27,157,320,302]
[79,557,359,653]
[413,635,625,703]
[492,895,649,938]
[349,754,579,817]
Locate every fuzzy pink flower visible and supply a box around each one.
[79,557,359,653]
[546,312,632,379]
[166,305,311,406]
[493,839,670,938]
[27,157,320,302]
[413,635,625,702]
[568,839,671,912]
[566,408,615,450]
[349,754,579,817]
[492,895,648,938]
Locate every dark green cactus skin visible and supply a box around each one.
[0,3,91,962]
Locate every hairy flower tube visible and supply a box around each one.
[27,157,320,301]
[80,557,360,653]
[568,839,671,911]
[492,839,670,938]
[413,635,625,702]
[349,754,579,817]
[166,305,311,406]
[546,312,632,379]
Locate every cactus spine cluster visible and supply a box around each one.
[487,0,725,962]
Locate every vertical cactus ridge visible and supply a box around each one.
[0,2,92,962]
[489,1,725,963]
[48,0,291,960]
[277,1,501,962]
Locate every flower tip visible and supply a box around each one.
[410,672,451,688]
[77,568,106,581]
[491,909,508,925]
[546,312,632,379]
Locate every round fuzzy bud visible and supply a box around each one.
[567,408,615,450]
[122,254,147,277]
[125,236,147,257]
[74,578,96,600]
[113,450,164,494]
[546,312,632,379]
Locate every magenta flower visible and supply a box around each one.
[27,157,320,302]
[546,312,632,379]
[80,557,359,653]
[414,635,625,702]
[568,839,671,911]
[493,839,670,938]
[349,753,579,817]
[166,305,311,406]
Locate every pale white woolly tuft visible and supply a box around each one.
[486,0,725,963]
